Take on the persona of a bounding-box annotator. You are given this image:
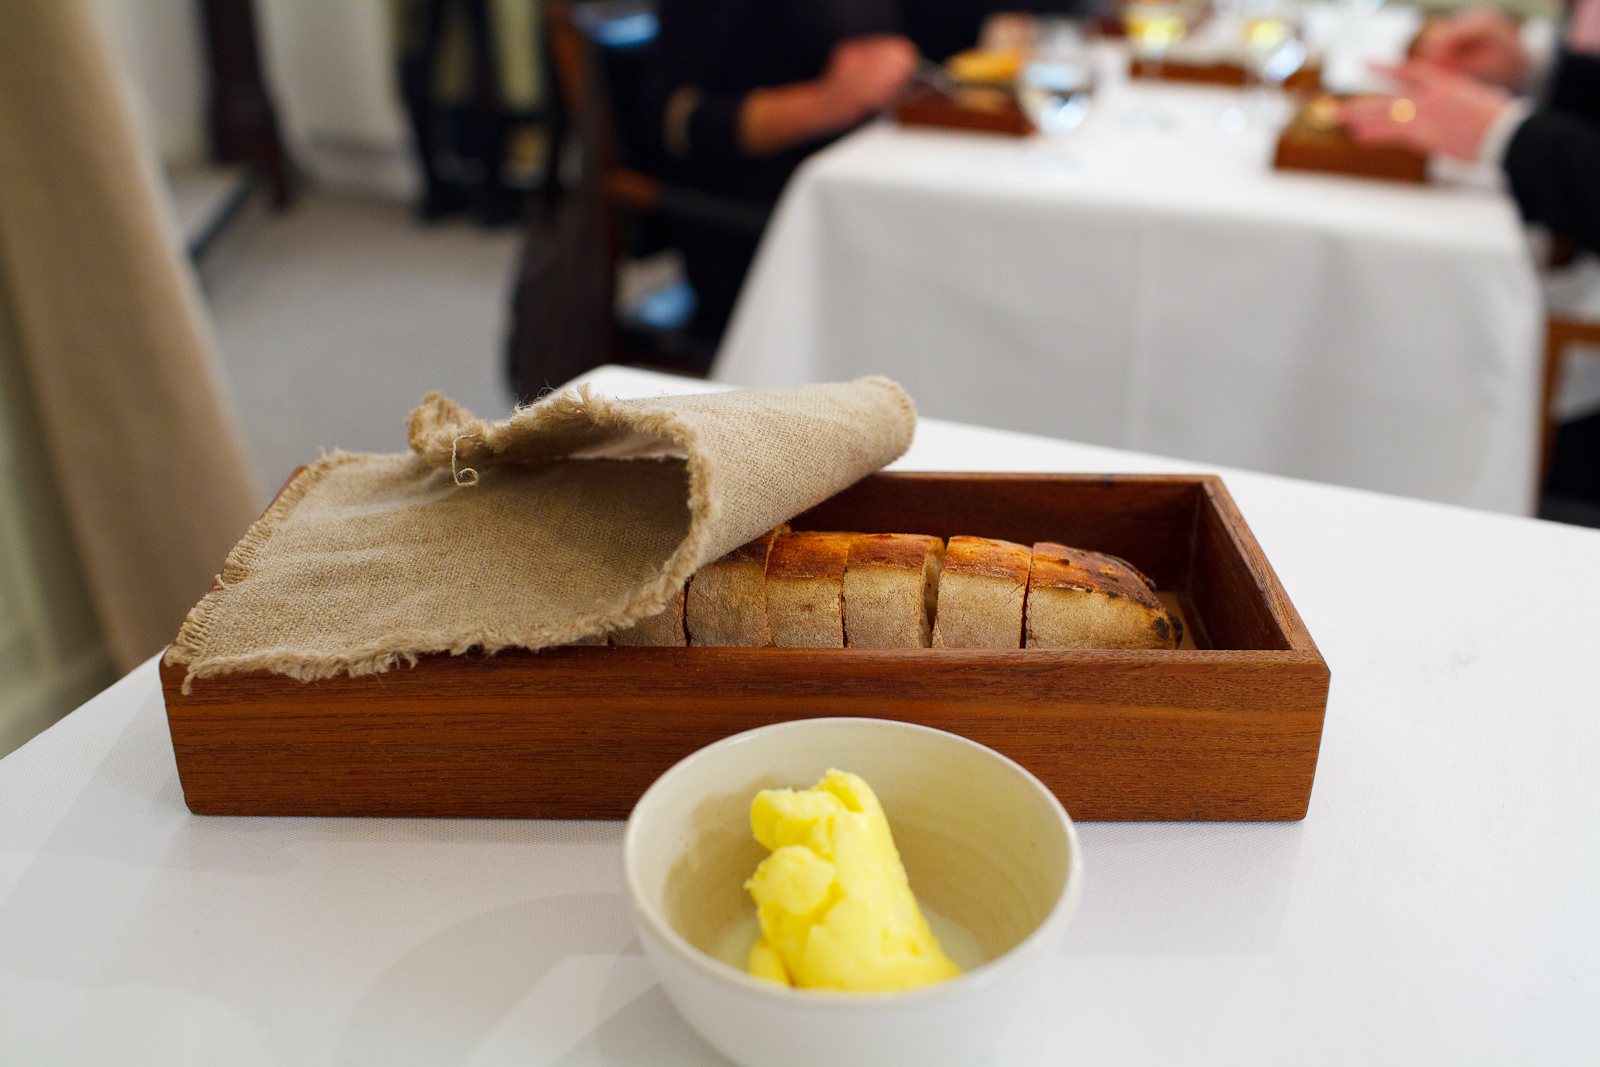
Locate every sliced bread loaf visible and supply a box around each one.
[842,534,945,648]
[930,536,1031,648]
[684,525,787,647]
[766,531,858,648]
[1024,542,1181,649]
[610,585,687,646]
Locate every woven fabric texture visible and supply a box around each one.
[165,378,915,686]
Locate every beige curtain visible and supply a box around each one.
[0,1,261,673]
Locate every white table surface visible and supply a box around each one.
[3,365,1597,1065]
[715,52,1544,516]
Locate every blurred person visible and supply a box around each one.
[1340,1,1600,253]
[901,0,1109,64]
[1413,6,1539,92]
[642,0,916,348]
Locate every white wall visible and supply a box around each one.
[90,0,208,169]
[95,0,419,200]
[256,0,418,200]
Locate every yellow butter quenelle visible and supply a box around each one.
[743,769,962,991]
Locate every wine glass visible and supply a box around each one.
[1124,0,1189,80]
[1019,18,1096,135]
[1122,0,1189,130]
[1241,0,1306,126]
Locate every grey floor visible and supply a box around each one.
[203,193,521,504]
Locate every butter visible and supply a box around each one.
[743,769,962,991]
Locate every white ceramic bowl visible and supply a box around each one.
[622,718,1083,1067]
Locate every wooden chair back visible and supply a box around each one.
[542,0,663,212]
[1542,316,1600,491]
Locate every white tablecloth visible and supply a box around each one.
[4,366,1598,1065]
[716,62,1543,515]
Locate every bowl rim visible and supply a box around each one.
[622,716,1084,1010]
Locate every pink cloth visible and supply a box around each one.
[1570,0,1600,55]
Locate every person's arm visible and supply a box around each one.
[1503,108,1600,252]
[641,0,753,167]
[644,0,915,165]
[1339,58,1600,252]
[1549,49,1600,122]
[1412,8,1531,91]
[738,36,917,157]
[1338,60,1513,160]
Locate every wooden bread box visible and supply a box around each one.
[161,473,1329,822]
[893,84,1035,137]
[1130,57,1322,93]
[1274,95,1428,183]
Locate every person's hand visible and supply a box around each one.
[1413,8,1529,90]
[1338,60,1514,160]
[739,35,917,158]
[819,36,919,127]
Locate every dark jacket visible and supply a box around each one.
[640,0,897,204]
[1504,50,1600,252]
[639,0,1098,200]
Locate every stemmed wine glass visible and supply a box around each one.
[1124,0,1189,81]
[1242,0,1307,126]
[1122,0,1189,130]
[1019,17,1096,135]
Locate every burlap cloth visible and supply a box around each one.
[164,378,915,689]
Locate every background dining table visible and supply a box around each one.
[715,51,1544,516]
[2,365,1596,1065]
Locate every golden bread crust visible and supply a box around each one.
[1028,542,1164,611]
[846,533,943,572]
[767,532,858,647]
[941,535,1033,583]
[767,531,856,581]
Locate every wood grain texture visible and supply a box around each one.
[162,473,1329,822]
[1130,58,1322,93]
[1274,125,1428,184]
[893,85,1035,137]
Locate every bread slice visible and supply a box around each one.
[1024,542,1182,649]
[931,536,1031,648]
[843,534,945,648]
[685,526,788,647]
[766,531,858,648]
[609,585,687,646]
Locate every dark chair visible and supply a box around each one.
[199,0,293,208]
[506,0,769,401]
[1542,315,1600,492]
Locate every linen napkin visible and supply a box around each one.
[165,378,915,688]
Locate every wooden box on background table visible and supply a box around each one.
[1274,95,1428,183]
[162,473,1330,822]
[893,85,1035,137]
[1130,57,1322,93]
